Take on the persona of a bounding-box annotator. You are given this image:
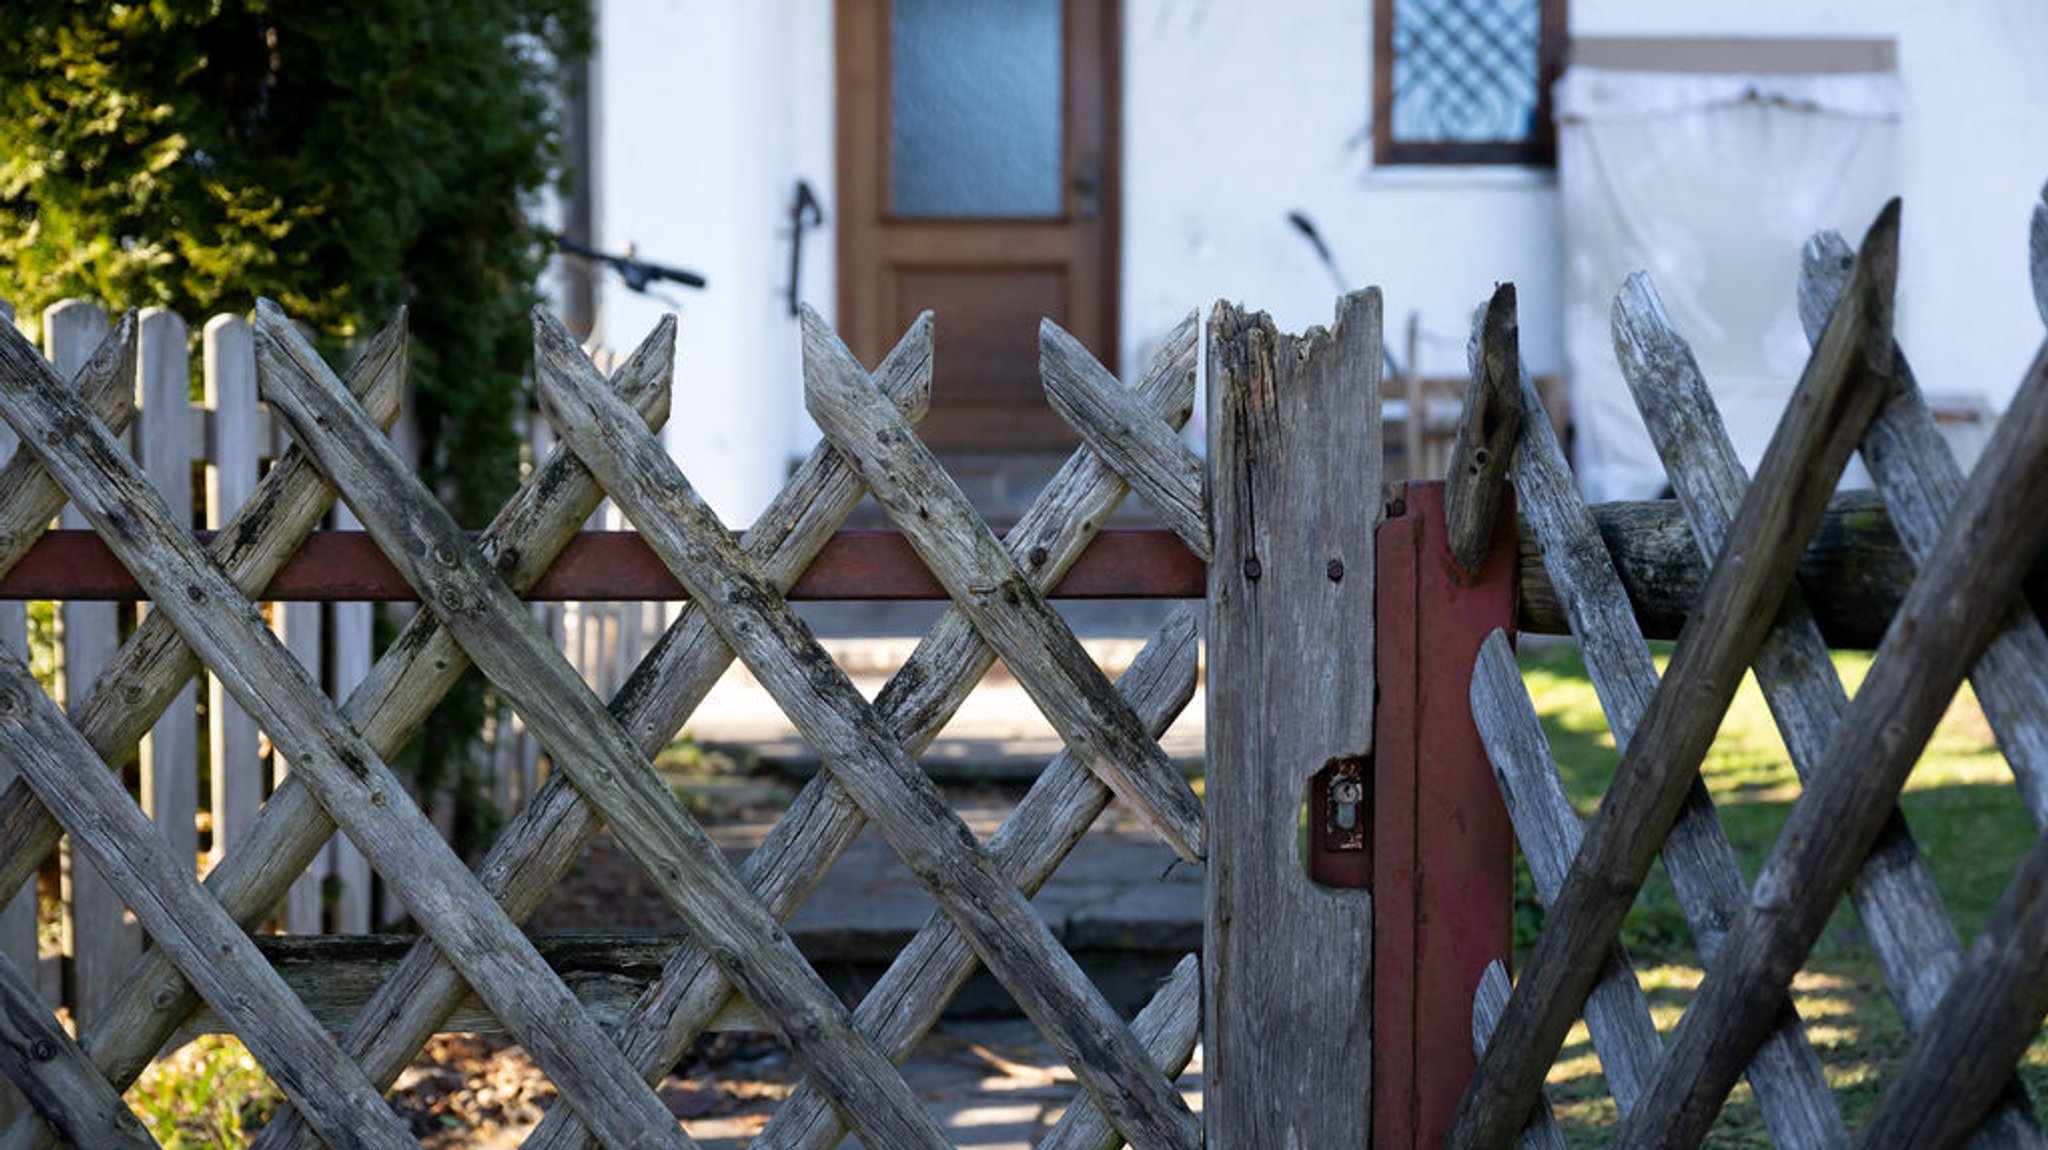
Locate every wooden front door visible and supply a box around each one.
[837,0,1119,453]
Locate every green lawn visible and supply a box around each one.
[1517,639,2045,1145]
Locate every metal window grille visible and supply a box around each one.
[1375,0,1563,166]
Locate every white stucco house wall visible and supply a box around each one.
[566,0,2048,524]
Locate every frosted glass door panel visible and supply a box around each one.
[891,0,1063,218]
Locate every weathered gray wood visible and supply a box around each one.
[0,650,415,1150]
[201,313,267,869]
[0,307,138,1102]
[153,933,767,1042]
[0,948,156,1150]
[0,317,699,1150]
[1514,491,1957,646]
[327,502,374,934]
[0,316,407,1150]
[274,596,326,934]
[1470,632,1663,1113]
[250,314,885,1150]
[1612,341,2048,1148]
[1615,270,2045,1149]
[2032,179,2047,326]
[1470,962,1568,1150]
[536,313,1197,1149]
[1037,952,1203,1150]
[138,308,201,874]
[1453,201,1900,1150]
[1447,283,1525,573]
[195,320,687,1150]
[0,300,26,1115]
[1205,292,1380,1149]
[1494,294,1844,1146]
[258,303,953,1150]
[252,315,910,1150]
[521,310,1199,1150]
[1851,824,2048,1150]
[1040,316,1210,560]
[806,321,1205,866]
[749,609,1200,1150]
[44,299,138,1032]
[1802,229,2048,829]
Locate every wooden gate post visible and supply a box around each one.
[1205,292,1382,1147]
[1373,480,1517,1150]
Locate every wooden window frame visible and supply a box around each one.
[1372,0,1567,167]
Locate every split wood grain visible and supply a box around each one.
[1451,200,1901,1150]
[1493,295,1843,1146]
[1612,303,2048,1150]
[1614,271,2045,1149]
[1040,317,1210,560]
[805,320,1206,864]
[0,311,705,1150]
[1037,953,1204,1150]
[257,312,932,1150]
[0,317,412,1150]
[1470,962,1568,1150]
[1469,632,1663,1113]
[1853,809,2048,1149]
[256,305,948,1150]
[537,318,1199,1149]
[1800,229,2048,829]
[1447,283,1525,573]
[750,609,1201,1150]
[522,309,1200,1150]
[1205,293,1380,1150]
[0,947,155,1150]
[0,346,431,1150]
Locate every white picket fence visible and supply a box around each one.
[0,298,386,1028]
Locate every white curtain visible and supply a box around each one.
[1557,67,1905,502]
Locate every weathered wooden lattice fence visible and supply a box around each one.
[3,182,2047,1150]
[0,298,380,1031]
[1453,190,2048,1150]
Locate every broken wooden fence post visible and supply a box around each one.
[1205,292,1380,1148]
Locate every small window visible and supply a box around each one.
[1373,0,1567,166]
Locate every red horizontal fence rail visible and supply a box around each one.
[0,528,1209,602]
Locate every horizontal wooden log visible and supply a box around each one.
[157,935,768,1044]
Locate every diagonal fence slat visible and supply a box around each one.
[1613,303,2048,1146]
[5,315,646,1150]
[1485,307,1844,1143]
[0,646,416,1150]
[1470,961,1567,1150]
[1452,201,1901,1150]
[1039,318,1210,560]
[0,949,156,1149]
[1800,231,2048,828]
[0,318,702,1150]
[750,609,1202,1150]
[537,317,1201,1149]
[256,307,956,1150]
[1470,632,1666,1115]
[520,310,1200,1150]
[805,316,1207,864]
[257,312,936,1150]
[1036,953,1204,1150]
[1614,270,2048,1149]
[0,320,413,1150]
